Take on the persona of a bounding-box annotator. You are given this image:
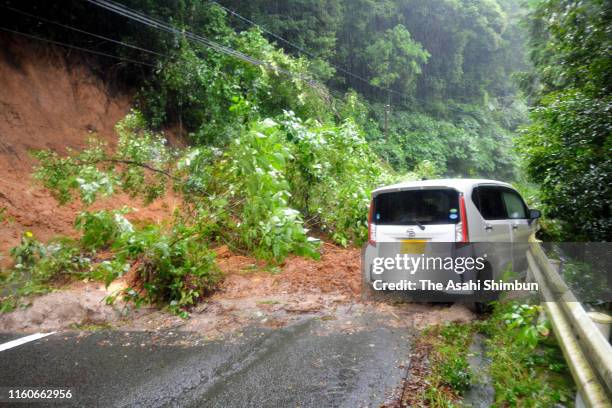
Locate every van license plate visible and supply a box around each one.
[400,239,428,254]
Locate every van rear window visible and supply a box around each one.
[373,189,460,225]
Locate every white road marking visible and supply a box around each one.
[0,332,56,352]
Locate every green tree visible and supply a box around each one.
[526,0,611,98]
[222,0,343,80]
[364,24,429,98]
[520,0,611,241]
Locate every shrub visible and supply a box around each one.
[9,231,44,269]
[75,208,134,251]
[33,111,173,206]
[90,259,130,287]
[10,234,90,281]
[31,239,91,282]
[216,118,321,260]
[282,112,393,245]
[1,233,92,313]
[110,224,222,314]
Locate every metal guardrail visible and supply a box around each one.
[527,240,612,408]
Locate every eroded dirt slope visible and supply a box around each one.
[0,35,178,261]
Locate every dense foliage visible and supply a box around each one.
[519,0,611,241]
[223,0,529,103]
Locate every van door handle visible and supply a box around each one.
[484,224,492,231]
[512,224,518,230]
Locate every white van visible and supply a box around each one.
[362,179,541,304]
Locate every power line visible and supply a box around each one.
[87,0,269,67]
[1,4,169,59]
[85,0,325,92]
[211,1,317,60]
[212,1,409,100]
[0,26,156,67]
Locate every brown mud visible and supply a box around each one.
[0,35,181,263]
[0,242,475,336]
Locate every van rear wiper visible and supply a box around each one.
[412,220,426,230]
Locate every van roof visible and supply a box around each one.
[372,178,514,196]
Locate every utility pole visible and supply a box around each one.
[384,92,391,141]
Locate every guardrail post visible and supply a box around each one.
[587,312,612,342]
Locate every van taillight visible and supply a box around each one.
[455,194,470,243]
[368,199,376,246]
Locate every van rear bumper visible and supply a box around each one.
[361,242,503,301]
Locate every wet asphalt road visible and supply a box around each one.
[0,314,413,407]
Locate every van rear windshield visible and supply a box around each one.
[373,188,460,225]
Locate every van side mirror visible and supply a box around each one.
[529,209,541,219]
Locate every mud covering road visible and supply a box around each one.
[0,312,412,408]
